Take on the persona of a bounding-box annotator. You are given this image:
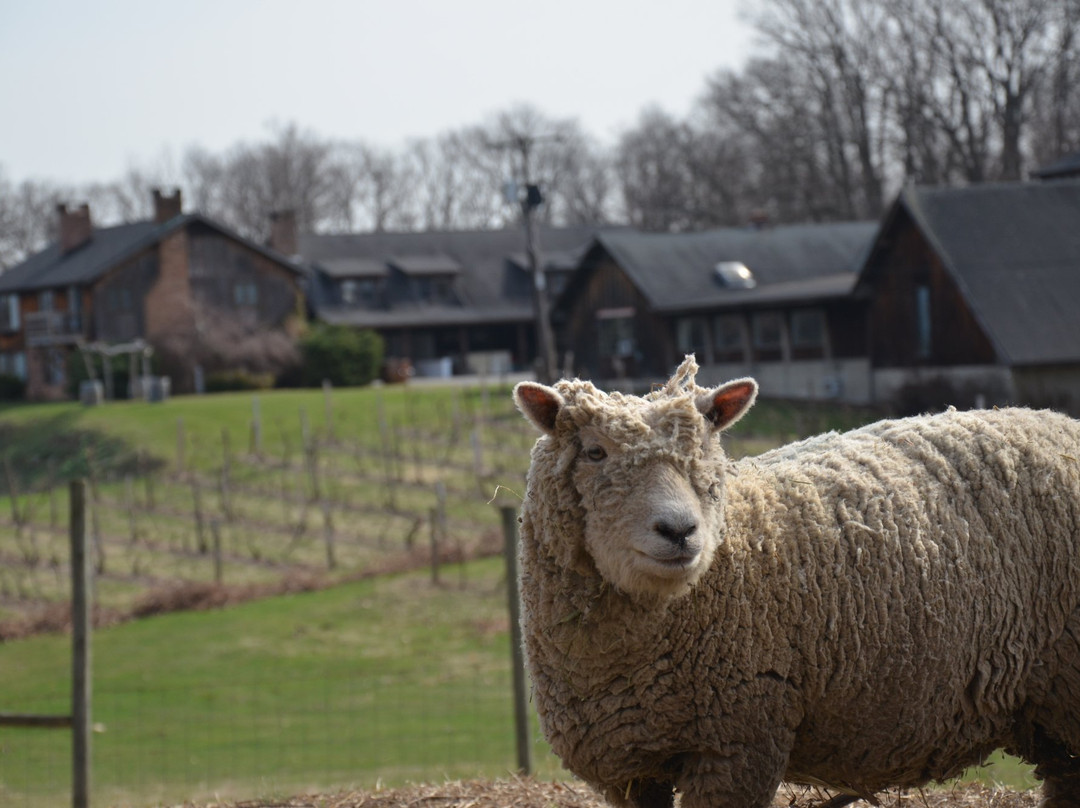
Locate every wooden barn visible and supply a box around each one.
[555,223,877,401]
[0,191,304,399]
[855,180,1080,414]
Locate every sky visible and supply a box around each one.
[0,0,757,186]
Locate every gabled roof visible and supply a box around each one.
[862,181,1080,366]
[0,213,304,294]
[300,225,602,317]
[586,222,877,313]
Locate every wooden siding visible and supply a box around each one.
[94,251,159,343]
[188,226,299,329]
[864,211,996,368]
[559,255,671,378]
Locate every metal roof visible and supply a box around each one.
[589,222,877,313]
[896,180,1080,366]
[0,213,304,294]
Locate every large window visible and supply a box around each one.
[712,314,745,361]
[676,317,708,359]
[790,309,827,358]
[597,310,636,359]
[752,312,784,361]
[916,284,932,359]
[0,295,19,333]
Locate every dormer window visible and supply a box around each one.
[389,254,461,306]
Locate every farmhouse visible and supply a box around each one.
[0,191,305,400]
[299,225,601,377]
[554,222,877,401]
[856,179,1080,414]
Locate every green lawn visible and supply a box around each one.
[0,557,564,807]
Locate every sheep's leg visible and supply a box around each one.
[618,779,675,808]
[675,748,787,808]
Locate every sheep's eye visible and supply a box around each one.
[583,445,607,462]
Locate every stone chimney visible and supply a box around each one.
[152,188,183,224]
[57,203,93,253]
[269,210,298,255]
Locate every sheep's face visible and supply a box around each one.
[515,366,757,599]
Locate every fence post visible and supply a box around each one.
[70,479,91,808]
[500,506,532,775]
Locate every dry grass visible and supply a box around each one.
[170,778,1041,808]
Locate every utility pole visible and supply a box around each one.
[499,134,559,384]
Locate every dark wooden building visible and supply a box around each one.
[0,191,304,399]
[556,223,877,400]
[300,226,599,377]
[855,180,1080,414]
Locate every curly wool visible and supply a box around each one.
[517,360,1080,808]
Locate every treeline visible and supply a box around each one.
[2,0,1077,269]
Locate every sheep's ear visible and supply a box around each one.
[514,382,565,435]
[697,378,758,431]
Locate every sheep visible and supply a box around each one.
[512,356,1080,808]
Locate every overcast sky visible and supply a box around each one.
[0,0,756,186]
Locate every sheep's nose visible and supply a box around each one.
[654,519,698,546]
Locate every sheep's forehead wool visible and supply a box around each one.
[551,361,715,460]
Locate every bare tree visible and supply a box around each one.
[0,170,69,270]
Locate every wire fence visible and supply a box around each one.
[2,653,552,808]
[0,384,559,808]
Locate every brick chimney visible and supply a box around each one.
[269,210,298,256]
[152,188,183,224]
[57,203,93,253]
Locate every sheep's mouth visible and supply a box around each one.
[636,549,701,574]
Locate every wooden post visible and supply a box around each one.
[176,418,186,472]
[251,396,262,456]
[500,506,532,775]
[429,508,440,585]
[322,379,334,439]
[211,520,223,584]
[70,480,91,808]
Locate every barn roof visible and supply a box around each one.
[585,222,877,313]
[0,213,303,294]
[879,181,1080,366]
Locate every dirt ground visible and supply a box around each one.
[177,777,1041,808]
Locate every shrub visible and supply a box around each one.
[0,373,25,401]
[205,370,276,393]
[299,324,384,388]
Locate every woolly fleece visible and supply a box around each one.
[515,358,1080,808]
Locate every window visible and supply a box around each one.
[0,295,19,333]
[676,317,708,358]
[415,276,455,304]
[916,284,932,359]
[790,309,826,350]
[713,314,745,359]
[341,280,358,304]
[38,290,54,311]
[0,351,26,380]
[67,286,81,331]
[234,281,258,308]
[752,312,784,350]
[597,310,636,358]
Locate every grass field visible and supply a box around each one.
[0,383,1039,806]
[0,557,568,807]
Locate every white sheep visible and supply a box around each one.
[513,356,1080,808]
